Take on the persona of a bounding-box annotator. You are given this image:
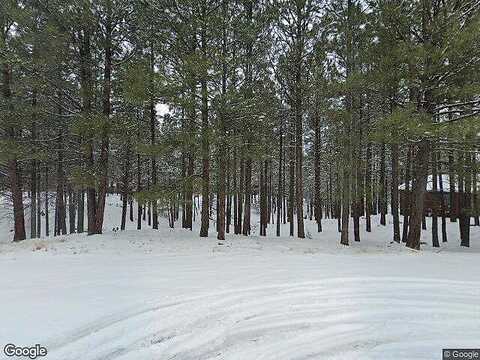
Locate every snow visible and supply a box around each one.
[1,195,480,360]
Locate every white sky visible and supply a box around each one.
[156,103,170,117]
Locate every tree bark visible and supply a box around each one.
[149,41,158,230]
[55,128,67,236]
[68,184,76,234]
[438,153,448,242]
[260,160,267,236]
[3,61,26,241]
[391,143,400,242]
[431,149,439,247]
[77,189,84,233]
[93,0,112,235]
[30,94,37,239]
[379,143,387,226]
[288,123,295,237]
[277,117,283,236]
[45,165,49,237]
[242,158,252,235]
[314,115,322,233]
[406,141,429,250]
[401,146,412,242]
[199,7,210,237]
[121,146,131,231]
[217,1,228,241]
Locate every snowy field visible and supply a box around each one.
[1,195,479,360]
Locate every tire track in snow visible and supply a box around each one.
[45,277,480,360]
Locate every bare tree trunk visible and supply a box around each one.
[379,143,387,226]
[352,120,362,242]
[233,151,238,233]
[121,146,131,231]
[401,146,412,242]
[365,143,372,232]
[473,155,479,226]
[236,157,244,234]
[226,151,232,233]
[406,141,429,250]
[148,40,158,230]
[30,100,37,238]
[391,143,400,242]
[314,115,322,233]
[3,61,26,241]
[45,165,49,237]
[288,124,295,237]
[199,10,210,238]
[56,129,67,236]
[137,154,142,230]
[94,0,112,234]
[448,150,457,222]
[242,158,252,235]
[68,184,76,234]
[277,118,283,236]
[294,2,305,239]
[217,2,227,240]
[260,160,267,236]
[460,152,471,247]
[30,163,37,239]
[36,168,41,238]
[431,149,439,247]
[438,153,448,242]
[77,189,84,233]
[129,196,133,222]
[268,160,273,224]
[79,1,96,236]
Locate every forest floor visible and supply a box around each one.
[0,195,479,360]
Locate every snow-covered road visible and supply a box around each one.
[1,224,479,360]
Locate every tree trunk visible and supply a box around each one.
[236,157,244,234]
[431,150,439,247]
[391,143,400,242]
[314,116,322,233]
[30,102,37,239]
[294,3,305,239]
[242,158,252,235]
[36,169,41,238]
[80,14,96,236]
[288,124,295,237]
[260,160,267,236]
[448,150,457,222]
[68,184,76,234]
[379,143,387,226]
[406,141,429,250]
[45,165,49,237]
[137,153,142,230]
[77,189,84,233]
[199,13,210,238]
[93,0,112,235]
[460,152,471,247]
[217,3,227,240]
[120,146,131,231]
[226,151,232,233]
[277,117,283,236]
[3,61,26,241]
[438,154,448,242]
[401,146,412,242]
[149,42,158,230]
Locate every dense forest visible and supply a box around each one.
[1,0,480,250]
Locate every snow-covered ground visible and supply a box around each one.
[0,195,479,360]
